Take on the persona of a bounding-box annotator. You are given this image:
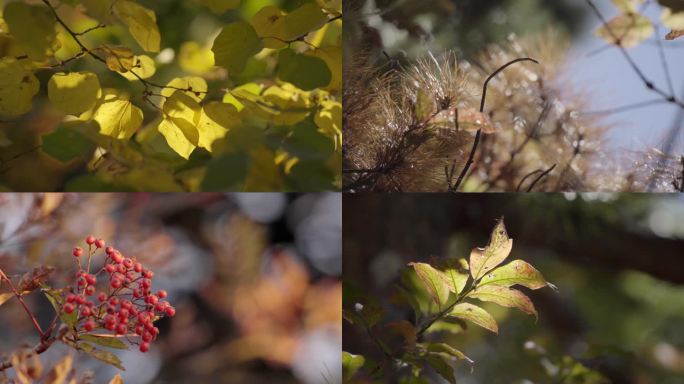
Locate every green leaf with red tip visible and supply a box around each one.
[448,302,498,333]
[408,262,451,309]
[467,285,537,317]
[469,218,513,280]
[479,259,549,289]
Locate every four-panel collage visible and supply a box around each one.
[0,0,683,383]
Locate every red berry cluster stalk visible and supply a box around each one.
[64,236,174,353]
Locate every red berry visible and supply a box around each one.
[94,239,105,248]
[164,306,176,317]
[66,294,77,303]
[147,295,159,305]
[135,325,144,335]
[117,264,126,274]
[105,264,116,273]
[81,306,92,316]
[142,331,153,342]
[85,286,96,296]
[109,297,119,306]
[116,323,127,335]
[110,278,123,289]
[141,278,151,288]
[119,308,130,318]
[84,320,96,331]
[85,274,97,285]
[111,253,123,264]
[76,296,86,305]
[73,247,83,257]
[139,342,150,353]
[63,303,75,313]
[86,235,95,245]
[105,246,115,255]
[157,290,167,299]
[133,263,142,273]
[123,258,133,269]
[143,270,154,279]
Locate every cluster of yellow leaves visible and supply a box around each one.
[0,0,342,191]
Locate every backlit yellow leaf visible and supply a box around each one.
[48,72,101,116]
[113,0,161,52]
[469,218,513,280]
[118,55,156,81]
[178,42,215,75]
[93,94,144,140]
[161,76,208,104]
[3,2,56,60]
[158,92,201,159]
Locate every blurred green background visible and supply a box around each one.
[343,193,684,384]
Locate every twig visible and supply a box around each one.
[450,57,539,191]
[585,0,684,109]
[524,163,557,192]
[0,268,44,338]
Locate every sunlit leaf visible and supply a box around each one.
[113,0,161,52]
[93,94,144,140]
[342,351,365,381]
[158,92,202,159]
[118,55,156,81]
[161,76,208,104]
[197,102,238,151]
[467,285,537,317]
[479,259,549,289]
[102,45,136,72]
[421,342,473,362]
[48,72,101,116]
[469,218,513,280]
[108,374,124,384]
[408,262,451,308]
[178,41,215,75]
[448,302,498,333]
[662,6,684,30]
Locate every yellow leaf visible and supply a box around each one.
[612,0,643,13]
[314,100,342,150]
[102,45,136,72]
[118,55,156,81]
[0,57,39,117]
[158,92,201,159]
[197,102,240,151]
[178,41,215,75]
[3,2,56,60]
[93,94,144,139]
[317,0,342,13]
[161,76,208,105]
[662,7,684,30]
[469,218,513,280]
[48,72,101,116]
[113,0,161,52]
[262,84,312,125]
[595,12,654,47]
[449,303,498,333]
[223,83,263,111]
[46,355,73,384]
[108,373,124,384]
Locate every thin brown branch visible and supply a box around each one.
[0,268,44,338]
[450,57,539,191]
[525,163,557,192]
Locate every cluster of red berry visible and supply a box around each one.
[65,236,175,353]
